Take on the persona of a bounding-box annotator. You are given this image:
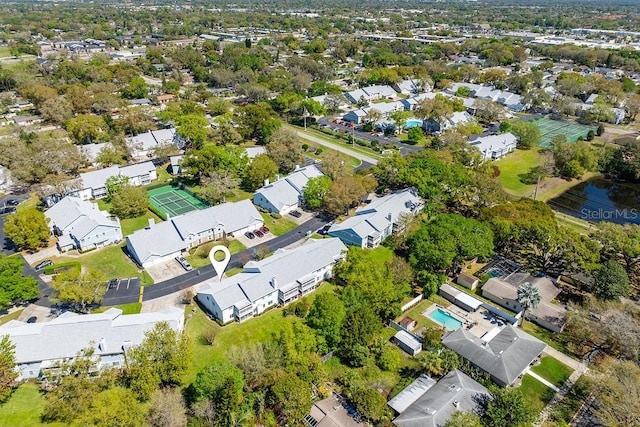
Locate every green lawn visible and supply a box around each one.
[185,283,338,383]
[93,302,142,315]
[0,383,65,427]
[0,46,12,57]
[494,148,544,197]
[53,243,153,285]
[304,145,362,167]
[519,374,556,415]
[155,164,172,184]
[367,245,394,262]
[224,189,253,203]
[531,356,573,388]
[186,239,247,269]
[521,321,573,356]
[0,309,23,326]
[260,212,297,236]
[96,199,163,236]
[399,299,441,330]
[290,125,385,160]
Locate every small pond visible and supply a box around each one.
[547,177,640,225]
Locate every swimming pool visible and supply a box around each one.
[405,119,423,128]
[428,308,463,330]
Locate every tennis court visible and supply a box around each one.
[148,186,209,218]
[533,117,597,148]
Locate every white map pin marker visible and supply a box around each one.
[209,245,231,282]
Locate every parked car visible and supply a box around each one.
[107,279,118,290]
[0,207,15,215]
[245,231,255,239]
[261,226,270,234]
[5,199,19,206]
[35,260,53,271]
[290,210,302,218]
[175,256,192,271]
[26,316,37,324]
[255,230,264,238]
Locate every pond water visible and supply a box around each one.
[547,177,640,225]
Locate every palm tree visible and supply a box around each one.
[517,282,541,327]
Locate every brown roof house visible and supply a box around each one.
[307,395,363,427]
[481,273,567,332]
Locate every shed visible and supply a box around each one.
[394,330,422,356]
[399,316,417,331]
[456,272,480,290]
[454,292,483,313]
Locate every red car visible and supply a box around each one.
[261,226,270,234]
[255,230,264,238]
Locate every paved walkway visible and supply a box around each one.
[527,371,559,392]
[534,346,589,427]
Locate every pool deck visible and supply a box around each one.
[422,303,505,338]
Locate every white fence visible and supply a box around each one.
[401,294,423,312]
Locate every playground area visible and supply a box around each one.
[533,117,597,149]
[148,186,209,218]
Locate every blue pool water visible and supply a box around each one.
[428,308,463,330]
[405,119,423,128]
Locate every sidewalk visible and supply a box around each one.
[527,371,559,392]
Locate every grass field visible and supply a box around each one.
[521,321,573,356]
[0,309,23,326]
[186,239,247,269]
[519,374,556,414]
[96,199,163,236]
[531,356,573,388]
[494,148,544,197]
[260,212,297,236]
[93,302,142,315]
[0,383,65,427]
[53,244,153,285]
[185,283,338,383]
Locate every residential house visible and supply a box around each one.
[13,115,43,127]
[197,238,347,323]
[156,94,175,105]
[342,101,405,124]
[394,330,422,356]
[129,98,152,107]
[399,92,437,111]
[80,142,111,166]
[424,111,474,134]
[306,395,363,427]
[71,161,157,200]
[244,146,267,160]
[469,133,517,161]
[481,273,567,332]
[392,79,420,95]
[345,85,397,104]
[389,370,490,427]
[126,199,263,268]
[170,154,183,175]
[253,165,324,215]
[442,325,546,387]
[328,188,423,248]
[127,127,183,160]
[311,94,351,111]
[45,196,122,252]
[447,83,527,112]
[0,307,183,381]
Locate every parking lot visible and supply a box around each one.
[235,227,276,249]
[145,258,189,283]
[102,277,141,306]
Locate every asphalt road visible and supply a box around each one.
[103,214,329,305]
[317,117,425,157]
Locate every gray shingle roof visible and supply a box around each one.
[45,196,119,239]
[199,238,346,310]
[126,200,262,264]
[254,165,323,211]
[0,307,183,364]
[442,325,546,386]
[392,370,490,427]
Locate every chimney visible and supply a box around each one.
[271,277,278,289]
[387,212,392,221]
[263,178,269,186]
[147,218,154,228]
[453,400,459,408]
[275,174,280,181]
[294,164,300,170]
